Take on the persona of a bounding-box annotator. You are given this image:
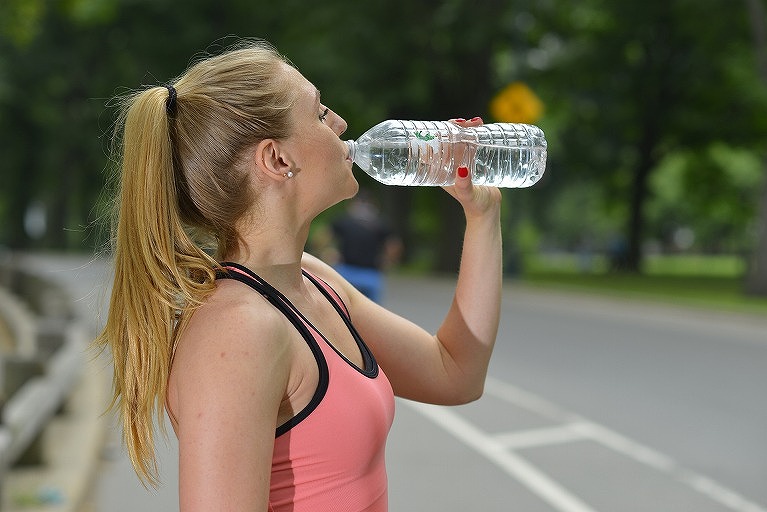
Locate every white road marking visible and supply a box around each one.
[494,423,590,450]
[483,376,577,422]
[484,377,767,512]
[569,422,677,472]
[403,376,767,512]
[405,400,598,512]
[682,474,767,512]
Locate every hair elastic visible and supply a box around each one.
[165,85,177,117]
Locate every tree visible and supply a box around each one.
[1,0,765,284]
[744,0,767,295]
[530,0,767,272]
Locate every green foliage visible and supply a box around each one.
[520,0,767,271]
[647,144,764,252]
[0,0,46,48]
[522,254,767,315]
[0,0,764,285]
[542,181,624,249]
[59,0,118,25]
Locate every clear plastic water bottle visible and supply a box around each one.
[345,120,547,187]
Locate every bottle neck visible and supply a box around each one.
[345,140,356,162]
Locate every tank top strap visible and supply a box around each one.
[302,269,378,378]
[216,262,304,326]
[215,262,330,437]
[301,269,351,319]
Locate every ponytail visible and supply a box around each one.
[97,86,218,486]
[96,39,293,486]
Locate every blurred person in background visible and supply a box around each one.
[330,190,402,303]
[96,38,502,512]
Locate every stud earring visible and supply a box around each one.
[284,171,294,179]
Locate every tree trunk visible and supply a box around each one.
[6,112,38,249]
[625,162,650,273]
[625,106,662,274]
[744,0,767,295]
[745,169,767,295]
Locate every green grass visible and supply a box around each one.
[519,253,767,316]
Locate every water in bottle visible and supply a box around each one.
[345,120,547,187]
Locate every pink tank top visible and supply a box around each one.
[217,263,395,512]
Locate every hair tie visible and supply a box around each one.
[165,84,177,117]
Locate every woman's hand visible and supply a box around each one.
[442,117,503,219]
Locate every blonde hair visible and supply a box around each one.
[96,39,295,486]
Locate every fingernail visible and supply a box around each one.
[470,116,482,122]
[454,118,466,122]
[457,166,469,179]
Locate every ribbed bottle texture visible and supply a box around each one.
[346,120,547,187]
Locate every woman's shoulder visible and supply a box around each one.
[176,279,291,364]
[168,279,293,432]
[300,251,331,273]
[300,251,338,283]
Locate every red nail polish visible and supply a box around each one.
[470,116,482,122]
[457,166,469,178]
[454,118,466,122]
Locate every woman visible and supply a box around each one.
[97,38,502,512]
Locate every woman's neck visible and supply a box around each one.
[224,229,310,293]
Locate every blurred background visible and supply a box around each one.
[1,0,766,511]
[0,0,765,294]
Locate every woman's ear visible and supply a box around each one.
[251,139,296,181]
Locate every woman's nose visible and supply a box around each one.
[334,113,347,137]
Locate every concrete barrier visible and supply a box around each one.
[2,324,85,465]
[0,261,87,511]
[0,288,36,359]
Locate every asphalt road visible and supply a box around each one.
[384,277,767,512]
[20,254,767,512]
